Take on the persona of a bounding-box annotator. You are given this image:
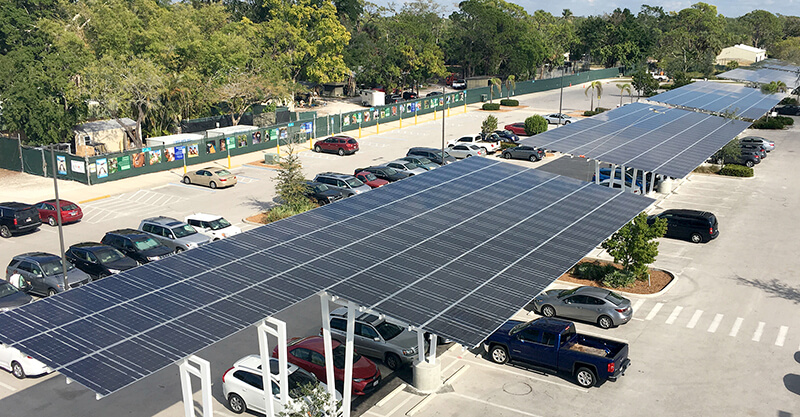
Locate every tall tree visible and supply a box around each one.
[739,10,782,50]
[658,3,725,76]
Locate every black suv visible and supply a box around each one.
[406,147,457,165]
[0,202,41,238]
[354,166,410,182]
[648,209,719,243]
[101,229,175,264]
[303,181,344,205]
[66,242,138,279]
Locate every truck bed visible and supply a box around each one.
[564,334,626,359]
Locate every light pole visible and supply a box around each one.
[558,65,565,123]
[441,86,445,165]
[49,146,69,292]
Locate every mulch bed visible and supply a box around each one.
[557,258,673,295]
[245,212,269,224]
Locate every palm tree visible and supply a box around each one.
[585,81,603,111]
[616,83,632,107]
[505,75,516,99]
[489,77,502,103]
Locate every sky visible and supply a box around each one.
[372,0,799,18]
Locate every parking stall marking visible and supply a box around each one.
[665,306,683,325]
[686,310,703,329]
[775,326,788,347]
[729,317,744,337]
[632,299,645,315]
[451,393,546,417]
[752,321,766,342]
[80,189,188,224]
[645,303,663,321]
[0,381,16,392]
[707,314,724,333]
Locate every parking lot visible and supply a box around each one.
[0,82,798,416]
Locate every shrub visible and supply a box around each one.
[719,165,753,177]
[595,107,610,113]
[602,270,637,288]
[572,262,618,281]
[481,115,498,134]
[602,212,667,281]
[584,110,599,116]
[775,115,794,126]
[524,115,548,135]
[482,103,501,111]
[752,117,786,129]
[500,99,519,106]
[500,142,518,150]
[779,97,798,105]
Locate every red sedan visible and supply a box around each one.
[355,171,389,188]
[504,122,527,135]
[273,336,381,395]
[34,199,83,226]
[313,136,359,156]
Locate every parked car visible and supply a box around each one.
[714,149,760,167]
[407,147,457,165]
[774,104,800,115]
[354,171,389,188]
[398,156,438,171]
[647,209,719,243]
[6,252,91,297]
[185,213,242,240]
[139,216,212,252]
[503,122,527,135]
[386,94,403,104]
[303,181,345,205]
[544,113,575,125]
[313,135,359,156]
[402,91,418,100]
[34,199,83,226]
[328,307,422,370]
[354,166,410,182]
[483,317,631,388]
[66,242,138,280]
[490,130,520,143]
[274,336,381,395]
[0,344,51,379]
[533,286,633,329]
[0,280,32,311]
[182,167,238,189]
[739,143,767,159]
[448,144,486,159]
[101,229,176,264]
[425,91,442,97]
[452,79,466,89]
[222,355,341,415]
[501,145,545,162]
[385,160,427,176]
[313,172,371,197]
[0,202,41,238]
[597,179,642,194]
[739,136,774,152]
[447,134,501,153]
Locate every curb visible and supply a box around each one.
[553,265,678,299]
[241,217,264,227]
[79,195,111,204]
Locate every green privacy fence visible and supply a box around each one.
[0,136,22,172]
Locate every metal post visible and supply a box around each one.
[319,294,337,401]
[594,160,600,184]
[441,87,446,165]
[84,156,91,185]
[417,328,426,363]
[17,134,23,173]
[49,147,69,292]
[558,66,565,121]
[631,168,638,194]
[178,355,213,417]
[258,317,288,417]
[608,164,616,189]
[427,334,437,364]
[649,173,656,194]
[226,138,231,168]
[343,302,356,417]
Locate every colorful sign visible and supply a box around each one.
[187,144,199,158]
[96,158,108,178]
[132,152,145,168]
[118,155,131,170]
[252,131,262,144]
[71,160,85,174]
[149,149,162,164]
[174,146,185,161]
[56,155,67,175]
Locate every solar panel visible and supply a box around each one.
[759,59,800,73]
[0,157,653,397]
[718,68,800,88]
[648,81,784,120]
[519,102,751,179]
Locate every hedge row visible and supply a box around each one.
[719,165,753,177]
[500,99,519,106]
[752,115,793,129]
[482,103,501,111]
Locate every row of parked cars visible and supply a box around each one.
[0,199,84,239]
[712,135,775,167]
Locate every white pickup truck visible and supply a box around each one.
[447,134,502,154]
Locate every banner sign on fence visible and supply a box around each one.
[188,144,199,158]
[301,122,312,133]
[119,155,131,170]
[174,146,185,161]
[149,149,161,164]
[56,155,67,175]
[132,152,145,168]
[71,160,85,174]
[96,158,108,178]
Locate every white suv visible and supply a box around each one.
[184,213,241,241]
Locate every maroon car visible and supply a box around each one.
[34,199,83,226]
[313,136,359,156]
[504,122,527,135]
[273,336,381,395]
[354,171,389,188]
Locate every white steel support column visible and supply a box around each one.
[594,160,600,184]
[178,355,213,417]
[258,317,288,417]
[319,293,337,402]
[608,164,616,188]
[342,301,357,417]
[648,172,656,194]
[417,328,426,363]
[427,334,437,364]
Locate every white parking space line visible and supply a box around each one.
[451,393,545,417]
[0,381,17,392]
[665,306,683,325]
[645,302,663,320]
[707,314,723,333]
[729,317,744,337]
[632,299,645,315]
[462,357,588,392]
[376,384,407,407]
[752,322,766,342]
[775,326,788,347]
[386,396,413,417]
[686,310,703,329]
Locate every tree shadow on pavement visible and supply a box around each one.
[241,196,277,212]
[733,275,800,304]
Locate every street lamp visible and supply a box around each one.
[441,86,445,165]
[48,146,69,292]
[558,65,565,123]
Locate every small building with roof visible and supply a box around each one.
[73,118,137,156]
[716,44,767,66]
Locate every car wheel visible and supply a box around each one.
[598,315,613,329]
[465,154,471,158]
[338,148,345,156]
[690,233,703,244]
[542,305,556,317]
[47,288,57,297]
[11,361,25,379]
[183,176,191,184]
[489,345,508,364]
[175,247,185,253]
[227,393,246,414]
[481,147,488,154]
[48,216,57,227]
[529,155,538,162]
[385,353,402,370]
[576,367,596,388]
[0,226,10,239]
[503,153,512,159]
[314,145,322,153]
[564,120,571,124]
[745,161,754,168]
[209,181,217,189]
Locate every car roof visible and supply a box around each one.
[106,228,152,237]
[14,252,59,261]
[185,213,223,222]
[0,202,34,209]
[661,209,714,218]
[330,307,384,325]
[233,355,299,377]
[531,317,574,332]
[142,216,184,227]
[574,286,612,297]
[70,242,110,250]
[317,172,356,180]
[38,199,77,205]
[287,336,341,352]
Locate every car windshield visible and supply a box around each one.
[403,162,420,169]
[215,169,231,176]
[133,237,161,251]
[557,288,579,298]
[0,281,19,298]
[605,291,626,306]
[417,157,433,165]
[375,321,404,341]
[442,151,452,158]
[363,173,378,181]
[95,248,125,264]
[171,224,197,238]
[383,167,398,175]
[287,368,318,399]
[332,344,362,369]
[345,178,365,188]
[61,204,78,211]
[509,321,530,336]
[313,184,329,192]
[208,218,232,230]
[40,260,71,276]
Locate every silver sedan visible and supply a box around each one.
[543,113,574,125]
[532,286,633,329]
[386,160,428,176]
[448,144,485,159]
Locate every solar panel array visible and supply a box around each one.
[718,68,800,88]
[648,81,784,120]
[519,102,752,179]
[0,158,653,397]
[759,59,800,73]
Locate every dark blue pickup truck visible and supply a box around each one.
[483,317,630,388]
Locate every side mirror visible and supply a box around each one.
[373,337,380,342]
[563,299,570,304]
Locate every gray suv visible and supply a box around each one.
[313,173,371,197]
[328,307,423,370]
[138,216,211,252]
[6,252,91,297]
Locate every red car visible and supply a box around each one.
[34,199,83,226]
[354,171,389,188]
[504,122,527,135]
[273,336,381,395]
[314,136,359,156]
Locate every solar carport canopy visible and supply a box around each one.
[520,102,752,179]
[648,81,784,120]
[718,68,800,88]
[0,157,652,397]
